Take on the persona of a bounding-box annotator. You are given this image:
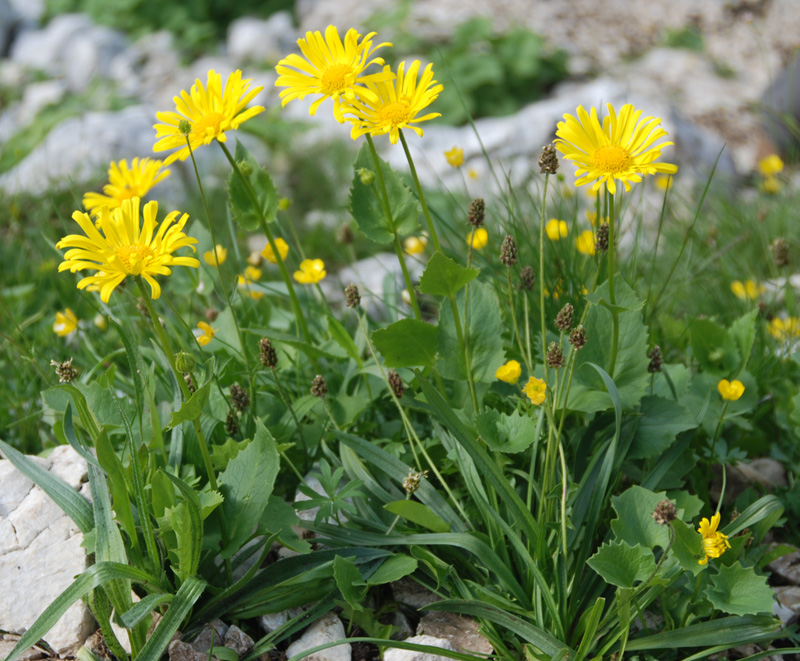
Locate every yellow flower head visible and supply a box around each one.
[576,230,596,256]
[730,279,763,301]
[697,512,731,565]
[586,211,608,227]
[523,376,547,405]
[496,360,522,385]
[83,158,170,213]
[555,103,678,194]
[196,321,215,346]
[444,146,464,168]
[93,314,108,331]
[655,174,674,191]
[53,308,78,337]
[343,60,443,144]
[769,316,800,342]
[468,168,479,180]
[154,70,265,165]
[717,379,745,401]
[758,154,784,177]
[546,219,569,240]
[238,266,263,299]
[56,198,199,303]
[204,244,228,267]
[467,227,488,250]
[261,237,290,264]
[275,26,391,123]
[760,176,781,195]
[294,258,327,284]
[404,235,428,255]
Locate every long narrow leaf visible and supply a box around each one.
[625,615,780,651]
[136,577,206,661]
[288,637,487,661]
[119,593,174,628]
[162,470,204,578]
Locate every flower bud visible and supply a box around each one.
[230,382,250,412]
[569,325,587,350]
[259,337,278,369]
[546,342,565,368]
[468,198,485,227]
[556,303,574,331]
[311,374,328,398]
[50,358,78,383]
[539,145,559,175]
[388,370,405,399]
[500,235,518,266]
[344,283,361,308]
[652,499,677,525]
[238,160,254,177]
[357,168,376,186]
[178,119,191,135]
[519,266,535,291]
[647,345,663,373]
[175,351,196,374]
[595,222,609,253]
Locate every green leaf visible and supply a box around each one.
[705,562,775,615]
[610,486,671,551]
[418,251,479,297]
[729,309,758,373]
[136,577,206,661]
[587,541,656,588]
[348,143,419,244]
[228,139,278,230]
[475,409,537,454]
[216,419,279,558]
[384,500,451,533]
[259,495,312,554]
[625,615,780,651]
[628,396,698,459]
[372,319,439,367]
[161,471,204,581]
[437,281,505,382]
[327,315,362,365]
[671,519,705,574]
[166,380,211,430]
[367,554,418,585]
[690,317,741,376]
[333,555,367,611]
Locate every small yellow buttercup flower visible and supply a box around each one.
[655,174,673,191]
[93,314,108,331]
[585,211,608,227]
[53,309,78,337]
[238,266,263,299]
[523,376,547,405]
[730,279,763,301]
[697,512,731,565]
[83,158,170,213]
[444,146,464,168]
[717,379,744,401]
[468,169,479,180]
[294,258,326,284]
[195,321,215,346]
[204,244,228,267]
[576,230,596,256]
[769,317,800,342]
[760,176,781,195]
[404,235,428,255]
[496,360,522,385]
[758,154,784,177]
[467,228,488,250]
[261,238,290,264]
[546,219,568,240]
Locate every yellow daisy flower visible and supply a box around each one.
[444,146,464,167]
[769,316,800,342]
[496,360,522,385]
[758,154,784,177]
[575,230,596,255]
[261,237,290,264]
[83,158,170,213]
[294,258,327,284]
[697,512,731,565]
[343,60,443,144]
[555,103,678,194]
[523,376,547,405]
[204,244,228,267]
[56,197,199,303]
[546,219,568,240]
[275,26,391,123]
[717,378,744,401]
[467,227,488,250]
[53,309,78,337]
[730,279,763,301]
[195,321,215,346]
[154,69,265,165]
[238,265,264,300]
[404,235,428,255]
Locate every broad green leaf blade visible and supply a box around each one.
[704,562,775,615]
[587,541,655,588]
[228,139,278,230]
[166,381,211,430]
[61,404,101,469]
[0,438,94,533]
[333,555,367,611]
[628,396,697,460]
[689,317,741,376]
[610,486,671,551]
[119,593,174,628]
[162,470,204,580]
[729,309,758,374]
[384,500,450,533]
[372,319,439,368]
[572,597,605,661]
[722,495,783,540]
[366,554,418,585]
[418,251,479,297]
[671,519,705,574]
[327,315,362,365]
[625,615,780,651]
[136,577,206,661]
[94,427,137,544]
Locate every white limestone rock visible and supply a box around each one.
[383,635,456,661]
[227,12,296,65]
[285,612,350,661]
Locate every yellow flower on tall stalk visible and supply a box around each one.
[195,321,215,346]
[444,146,464,167]
[717,379,744,401]
[83,158,170,213]
[555,103,678,194]
[56,197,199,303]
[523,376,547,405]
[204,244,228,266]
[154,70,265,165]
[697,512,731,565]
[53,309,78,337]
[343,60,443,144]
[730,279,763,301]
[655,174,674,191]
[294,258,327,284]
[261,237,290,264]
[238,266,263,300]
[769,316,800,342]
[275,26,391,122]
[467,227,488,250]
[496,360,522,385]
[546,219,568,240]
[758,154,784,177]
[575,230,596,255]
[404,235,428,255]
[760,176,781,195]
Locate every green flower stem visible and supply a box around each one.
[218,142,311,343]
[507,271,533,374]
[393,235,423,320]
[539,174,551,381]
[707,400,730,487]
[607,190,620,378]
[266,367,309,472]
[398,131,442,252]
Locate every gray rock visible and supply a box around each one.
[62,24,128,92]
[227,12,296,65]
[768,547,800,585]
[0,0,19,58]
[0,634,47,661]
[11,14,93,73]
[222,625,254,657]
[295,473,327,523]
[416,612,493,655]
[6,0,42,23]
[0,446,93,656]
[762,51,800,155]
[190,620,229,653]
[391,577,440,609]
[774,586,800,625]
[732,458,789,490]
[285,612,350,661]
[169,639,218,661]
[259,609,288,634]
[383,635,455,661]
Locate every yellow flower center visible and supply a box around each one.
[377,100,411,128]
[117,244,154,275]
[593,144,632,174]
[321,64,355,95]
[191,111,228,139]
